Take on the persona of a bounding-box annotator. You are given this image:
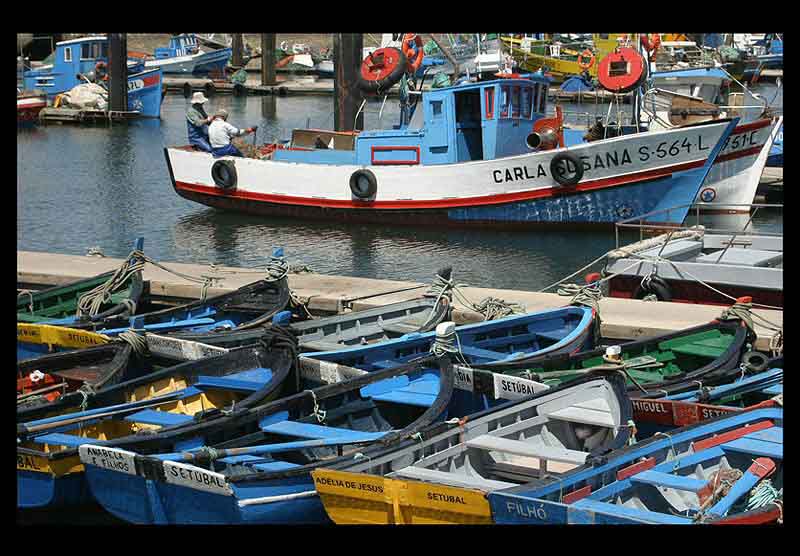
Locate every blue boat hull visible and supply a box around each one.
[85,467,327,524]
[17,470,91,509]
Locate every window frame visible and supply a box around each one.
[64,46,72,63]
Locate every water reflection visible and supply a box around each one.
[17,83,782,291]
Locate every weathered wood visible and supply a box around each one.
[107,33,128,112]
[261,33,276,86]
[231,34,244,67]
[333,33,364,132]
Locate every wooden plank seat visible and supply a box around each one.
[218,454,300,472]
[32,432,93,448]
[720,437,783,459]
[391,465,516,490]
[571,498,693,524]
[534,327,575,342]
[124,409,195,427]
[380,315,431,336]
[761,383,783,395]
[368,377,439,407]
[629,470,708,492]
[465,435,588,465]
[298,339,349,352]
[260,420,388,443]
[194,368,271,392]
[545,405,616,427]
[457,344,508,361]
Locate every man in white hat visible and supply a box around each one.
[187,91,213,152]
[208,108,256,158]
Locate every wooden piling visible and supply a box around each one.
[261,33,276,86]
[107,33,128,112]
[333,33,364,131]
[231,34,244,67]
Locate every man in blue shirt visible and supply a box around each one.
[209,109,256,158]
[186,92,213,152]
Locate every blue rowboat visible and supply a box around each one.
[488,405,783,524]
[17,332,298,510]
[22,36,164,118]
[17,273,290,361]
[76,355,457,523]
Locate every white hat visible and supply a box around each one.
[191,92,209,104]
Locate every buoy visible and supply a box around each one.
[357,47,408,94]
[597,47,646,93]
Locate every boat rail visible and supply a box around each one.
[614,203,783,249]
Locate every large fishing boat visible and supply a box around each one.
[165,38,739,228]
[21,36,164,118]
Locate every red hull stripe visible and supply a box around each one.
[173,142,762,211]
[733,119,772,134]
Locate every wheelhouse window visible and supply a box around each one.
[499,85,510,118]
[484,87,494,119]
[64,46,72,63]
[81,42,103,60]
[511,86,521,118]
[521,86,532,119]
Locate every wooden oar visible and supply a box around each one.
[17,382,67,403]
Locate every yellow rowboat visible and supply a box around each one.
[17,336,297,509]
[314,372,632,524]
[312,469,493,524]
[18,322,110,351]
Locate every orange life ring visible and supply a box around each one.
[577,49,595,70]
[401,33,424,74]
[95,61,107,74]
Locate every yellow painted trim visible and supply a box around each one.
[17,452,83,477]
[17,323,110,349]
[313,469,493,525]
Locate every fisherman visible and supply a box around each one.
[208,108,257,158]
[186,92,213,152]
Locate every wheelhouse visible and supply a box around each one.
[271,75,552,167]
[154,34,200,59]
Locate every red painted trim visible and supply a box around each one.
[562,485,592,504]
[617,457,656,481]
[715,145,763,163]
[711,505,782,525]
[141,74,160,88]
[485,88,494,120]
[733,119,772,134]
[171,137,761,211]
[749,457,776,479]
[691,420,773,452]
[370,146,420,166]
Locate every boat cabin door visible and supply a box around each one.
[454,89,484,161]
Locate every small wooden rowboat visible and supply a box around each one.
[312,372,632,524]
[18,277,291,361]
[17,240,145,325]
[77,355,459,524]
[160,267,455,354]
[17,333,298,510]
[489,404,783,524]
[18,343,133,410]
[472,320,753,398]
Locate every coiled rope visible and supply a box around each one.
[719,298,783,344]
[430,327,470,367]
[426,272,525,321]
[76,249,146,316]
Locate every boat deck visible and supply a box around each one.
[18,250,782,352]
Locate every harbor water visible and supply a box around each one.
[17,83,782,292]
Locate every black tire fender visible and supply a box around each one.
[211,160,237,190]
[182,82,192,98]
[634,275,672,301]
[741,350,769,373]
[204,81,216,97]
[349,169,378,200]
[550,152,584,186]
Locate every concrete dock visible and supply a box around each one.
[18,250,782,352]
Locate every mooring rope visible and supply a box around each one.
[427,272,525,321]
[117,329,149,356]
[76,249,146,317]
[17,289,35,313]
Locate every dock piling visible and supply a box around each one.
[333,33,364,131]
[107,33,128,112]
[261,34,277,86]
